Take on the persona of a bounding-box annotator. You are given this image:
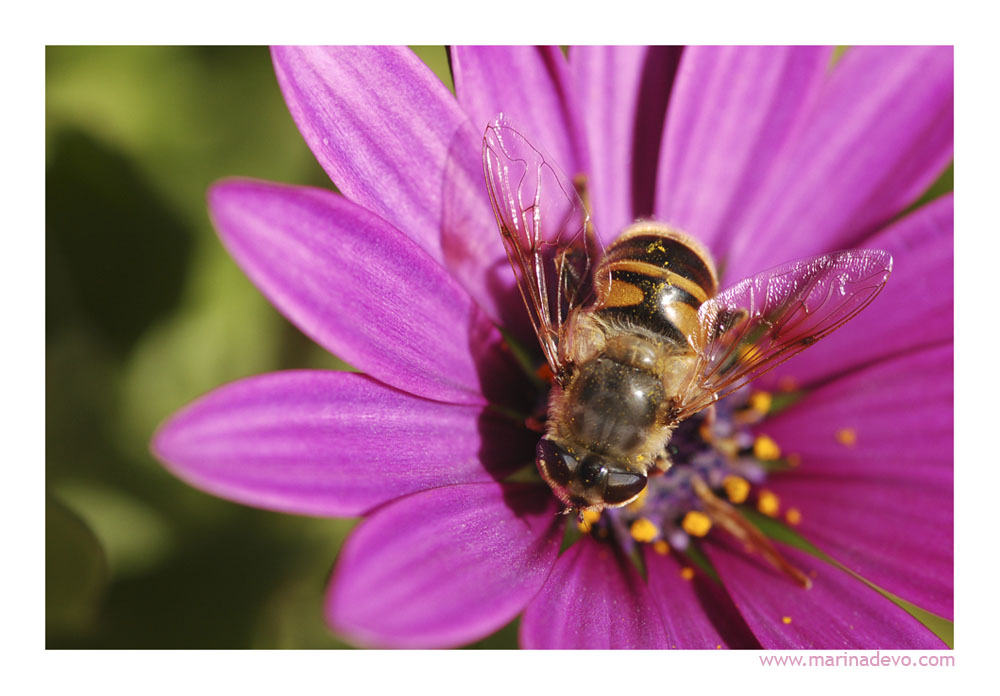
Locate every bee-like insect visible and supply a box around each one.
[483,115,893,512]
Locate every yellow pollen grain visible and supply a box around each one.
[577,509,601,533]
[716,644,722,649]
[630,517,660,543]
[722,475,751,504]
[782,616,792,625]
[652,540,670,555]
[753,434,781,461]
[785,508,802,525]
[757,489,780,517]
[749,390,772,414]
[681,510,712,537]
[836,427,857,447]
[680,566,695,581]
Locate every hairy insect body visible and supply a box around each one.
[542,223,720,509]
[483,115,892,513]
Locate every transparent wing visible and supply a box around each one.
[674,249,893,420]
[483,114,606,379]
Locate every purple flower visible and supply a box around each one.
[152,46,953,649]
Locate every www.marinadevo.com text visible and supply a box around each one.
[758,652,954,667]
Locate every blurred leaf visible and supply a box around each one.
[742,507,954,648]
[466,618,519,649]
[46,128,193,354]
[47,498,108,641]
[252,566,353,649]
[118,247,286,459]
[909,161,954,210]
[410,46,454,93]
[55,482,175,578]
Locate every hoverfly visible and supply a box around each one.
[483,114,892,513]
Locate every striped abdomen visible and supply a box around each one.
[595,223,718,350]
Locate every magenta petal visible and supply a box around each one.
[763,194,953,390]
[759,344,953,618]
[571,46,683,243]
[654,46,830,258]
[209,178,526,407]
[445,46,594,335]
[452,46,588,183]
[705,538,945,648]
[271,46,467,261]
[520,537,668,648]
[725,46,953,282]
[152,371,535,517]
[271,46,522,333]
[643,547,759,649]
[327,482,562,648]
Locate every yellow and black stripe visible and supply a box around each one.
[596,224,718,349]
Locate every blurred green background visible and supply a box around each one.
[45,45,524,649]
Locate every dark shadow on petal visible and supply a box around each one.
[688,561,762,649]
[476,406,538,484]
[467,309,537,415]
[500,481,559,522]
[630,47,684,220]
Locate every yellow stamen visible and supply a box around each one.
[778,376,799,392]
[722,475,751,504]
[715,437,739,458]
[652,540,670,555]
[836,427,857,447]
[577,509,601,533]
[757,489,780,517]
[782,616,792,625]
[682,510,712,537]
[680,566,695,581]
[749,390,772,414]
[753,434,781,461]
[626,485,649,513]
[630,517,659,543]
[785,508,802,525]
[699,419,714,443]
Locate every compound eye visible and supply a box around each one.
[536,439,579,487]
[603,471,647,505]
